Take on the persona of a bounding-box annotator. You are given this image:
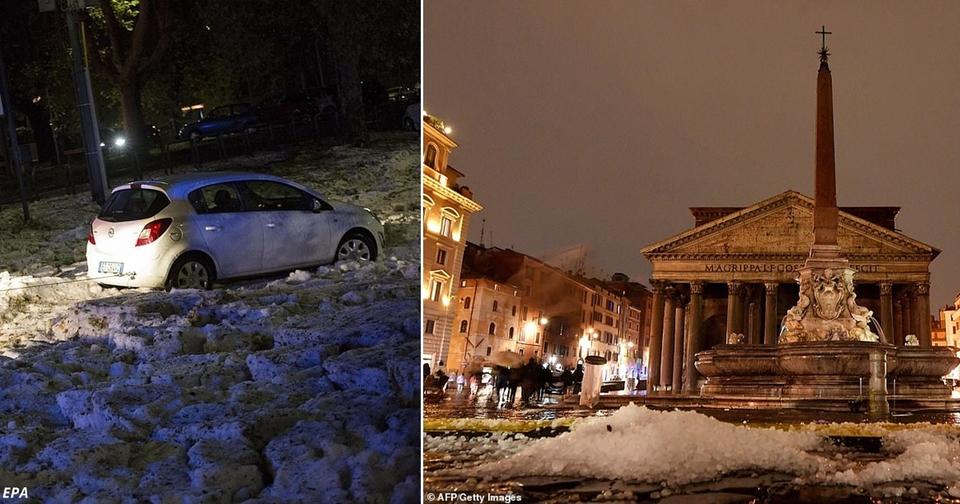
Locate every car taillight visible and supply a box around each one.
[136,218,172,247]
[87,228,96,245]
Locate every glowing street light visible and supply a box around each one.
[539,317,549,325]
[579,335,591,350]
[523,321,538,337]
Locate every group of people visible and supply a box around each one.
[423,358,586,406]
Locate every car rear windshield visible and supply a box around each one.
[98,188,170,222]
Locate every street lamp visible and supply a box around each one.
[437,294,454,372]
[579,334,591,358]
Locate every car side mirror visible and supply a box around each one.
[312,199,325,213]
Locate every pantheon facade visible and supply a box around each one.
[641,190,939,393]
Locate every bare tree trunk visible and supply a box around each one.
[335,44,366,146]
[18,101,55,162]
[119,76,145,144]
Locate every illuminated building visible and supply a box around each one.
[422,114,482,371]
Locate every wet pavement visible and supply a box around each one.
[425,387,960,426]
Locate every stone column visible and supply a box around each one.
[684,282,704,392]
[739,283,747,337]
[725,281,743,340]
[671,294,686,393]
[916,282,931,348]
[660,287,676,390]
[903,290,914,343]
[764,282,778,345]
[893,297,904,347]
[879,282,894,345]
[907,287,917,341]
[747,299,759,345]
[645,282,666,394]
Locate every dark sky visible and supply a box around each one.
[424,1,960,310]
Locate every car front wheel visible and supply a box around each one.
[168,256,214,290]
[336,233,375,262]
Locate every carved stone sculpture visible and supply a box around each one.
[780,266,878,344]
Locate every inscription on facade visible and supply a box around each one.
[705,263,881,274]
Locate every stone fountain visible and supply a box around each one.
[694,42,958,414]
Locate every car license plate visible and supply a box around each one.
[98,261,123,275]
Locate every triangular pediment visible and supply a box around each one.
[642,191,938,259]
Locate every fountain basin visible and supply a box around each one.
[695,342,959,402]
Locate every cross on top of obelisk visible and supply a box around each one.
[816,25,832,62]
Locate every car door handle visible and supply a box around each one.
[266,223,278,228]
[204,225,221,231]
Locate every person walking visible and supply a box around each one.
[456,373,465,394]
[435,368,449,394]
[469,374,479,396]
[572,364,584,394]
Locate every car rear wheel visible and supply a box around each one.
[336,233,375,262]
[167,256,214,290]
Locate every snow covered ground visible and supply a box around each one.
[425,404,960,502]
[0,134,421,502]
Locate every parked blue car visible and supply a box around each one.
[178,103,258,140]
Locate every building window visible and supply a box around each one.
[430,279,444,302]
[440,216,452,237]
[519,348,524,356]
[488,322,496,335]
[512,305,517,316]
[486,346,492,356]
[459,320,468,333]
[522,306,528,320]
[493,300,499,312]
[509,327,514,339]
[536,332,540,343]
[464,297,471,309]
[436,248,447,266]
[425,320,435,334]
[424,144,438,168]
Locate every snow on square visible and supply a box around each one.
[0,134,420,502]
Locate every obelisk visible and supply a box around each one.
[779,30,879,344]
[811,46,840,260]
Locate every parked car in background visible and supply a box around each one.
[403,102,420,131]
[258,92,337,124]
[86,172,384,289]
[177,104,258,140]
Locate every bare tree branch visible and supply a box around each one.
[98,0,127,72]
[81,18,119,80]
[124,0,154,77]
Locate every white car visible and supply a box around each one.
[86,172,384,289]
